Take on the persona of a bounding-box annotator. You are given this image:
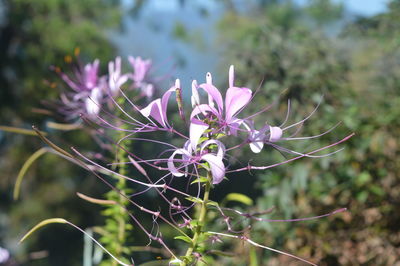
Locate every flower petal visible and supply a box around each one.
[244,121,269,153]
[225,86,252,122]
[200,139,226,159]
[84,59,100,90]
[140,87,175,128]
[140,98,165,126]
[160,87,176,127]
[85,87,102,117]
[269,126,283,142]
[201,153,225,184]
[168,149,191,177]
[191,80,199,107]
[198,83,224,114]
[189,118,209,150]
[190,104,220,120]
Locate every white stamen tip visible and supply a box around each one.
[229,65,234,87]
[206,72,212,84]
[175,79,181,89]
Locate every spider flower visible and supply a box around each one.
[190,66,252,136]
[54,59,106,119]
[188,66,253,150]
[168,139,226,184]
[128,56,154,98]
[108,56,129,96]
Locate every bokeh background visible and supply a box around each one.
[1,0,399,265]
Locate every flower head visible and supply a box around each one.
[108,56,129,96]
[54,59,106,119]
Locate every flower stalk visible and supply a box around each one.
[182,173,212,265]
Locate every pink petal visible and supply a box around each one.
[190,118,209,150]
[269,126,283,142]
[85,87,102,117]
[201,153,225,184]
[191,80,199,107]
[244,122,268,153]
[225,86,252,122]
[200,139,226,159]
[198,83,224,114]
[140,98,165,127]
[141,87,175,127]
[160,87,175,127]
[190,104,220,120]
[168,149,191,177]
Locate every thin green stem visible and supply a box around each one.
[181,175,211,265]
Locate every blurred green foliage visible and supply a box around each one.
[217,0,400,265]
[0,0,121,265]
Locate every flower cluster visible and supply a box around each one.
[22,62,352,266]
[120,65,346,185]
[70,65,352,264]
[52,56,154,120]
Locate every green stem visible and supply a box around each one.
[181,177,211,265]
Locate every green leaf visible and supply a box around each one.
[190,219,200,228]
[190,176,209,184]
[208,250,235,257]
[20,218,68,243]
[224,193,253,206]
[0,125,48,136]
[206,200,219,207]
[13,147,48,200]
[46,121,81,131]
[185,196,204,204]
[174,235,192,243]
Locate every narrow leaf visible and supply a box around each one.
[46,121,81,131]
[190,176,209,185]
[13,147,48,200]
[0,125,47,136]
[185,196,203,204]
[20,218,68,243]
[174,235,192,243]
[76,192,116,205]
[224,193,253,206]
[20,218,130,266]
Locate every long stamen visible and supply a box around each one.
[228,133,354,173]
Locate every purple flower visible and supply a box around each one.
[108,56,129,96]
[190,66,252,136]
[243,121,283,153]
[139,79,179,129]
[54,59,106,119]
[188,66,252,151]
[168,139,226,184]
[128,56,154,98]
